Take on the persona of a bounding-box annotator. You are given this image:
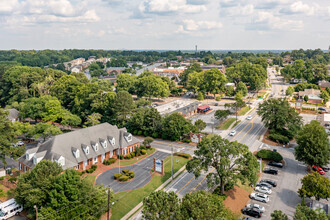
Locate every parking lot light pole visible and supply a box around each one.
[260,158,262,173]
[171,146,173,180]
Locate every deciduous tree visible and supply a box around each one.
[298,172,330,201]
[295,120,330,167]
[186,135,259,195]
[194,119,206,132]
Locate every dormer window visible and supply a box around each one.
[108,136,115,146]
[124,133,132,142]
[26,153,29,160]
[93,143,99,151]
[57,156,65,166]
[72,148,80,158]
[101,141,107,148]
[33,156,37,165]
[82,144,89,155]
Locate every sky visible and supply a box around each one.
[0,0,329,50]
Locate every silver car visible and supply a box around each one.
[246,203,265,212]
[250,193,269,203]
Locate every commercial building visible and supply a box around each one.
[18,123,140,172]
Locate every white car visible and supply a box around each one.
[16,141,25,146]
[246,115,252,120]
[229,130,236,136]
[246,203,265,213]
[250,193,269,203]
[255,186,272,194]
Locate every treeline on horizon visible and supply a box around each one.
[0,48,329,67]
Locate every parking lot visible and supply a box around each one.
[243,146,307,219]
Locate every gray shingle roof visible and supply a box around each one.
[18,123,139,170]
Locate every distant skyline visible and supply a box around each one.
[0,0,329,50]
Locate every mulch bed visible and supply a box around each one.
[223,186,250,214]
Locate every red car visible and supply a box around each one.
[312,166,325,175]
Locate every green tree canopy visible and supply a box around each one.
[298,172,330,200]
[295,120,330,167]
[194,119,206,133]
[186,135,259,195]
[271,210,289,220]
[258,98,303,137]
[113,91,136,126]
[0,108,16,163]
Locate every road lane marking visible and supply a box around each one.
[231,114,258,141]
[176,175,195,195]
[190,168,216,193]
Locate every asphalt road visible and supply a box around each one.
[95,151,169,193]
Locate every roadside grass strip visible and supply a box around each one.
[238,106,251,116]
[217,118,236,130]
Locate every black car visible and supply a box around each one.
[256,182,272,188]
[242,207,262,218]
[321,166,330,172]
[260,179,277,187]
[263,168,278,175]
[268,161,283,168]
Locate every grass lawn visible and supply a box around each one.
[119,148,156,166]
[236,179,253,194]
[83,175,96,186]
[257,92,266,99]
[238,106,251,116]
[110,156,189,220]
[232,120,241,128]
[217,118,236,130]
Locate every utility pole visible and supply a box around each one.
[259,158,262,174]
[107,186,111,220]
[118,149,121,174]
[34,205,38,220]
[171,146,173,180]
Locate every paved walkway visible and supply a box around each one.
[95,151,169,193]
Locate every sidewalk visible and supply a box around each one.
[122,165,187,220]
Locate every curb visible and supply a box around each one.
[123,165,187,220]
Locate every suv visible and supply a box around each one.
[318,107,326,113]
[268,161,283,168]
[263,168,278,175]
[241,207,262,218]
[312,166,325,175]
[250,193,269,203]
[260,179,277,187]
[256,182,273,188]
[229,130,236,136]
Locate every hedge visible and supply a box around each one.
[114,169,135,182]
[103,158,117,166]
[118,175,129,182]
[122,169,129,174]
[256,149,283,162]
[268,133,289,144]
[141,150,147,155]
[128,171,135,178]
[86,165,97,173]
[114,173,121,180]
[173,152,191,159]
[125,154,132,160]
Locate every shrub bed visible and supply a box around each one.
[103,158,117,166]
[256,149,283,162]
[86,165,97,173]
[114,169,135,182]
[141,150,147,155]
[268,133,289,144]
[173,152,191,159]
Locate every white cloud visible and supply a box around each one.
[280,1,315,16]
[0,0,19,14]
[48,0,76,17]
[140,0,207,14]
[178,19,222,33]
[248,11,304,31]
[220,4,254,16]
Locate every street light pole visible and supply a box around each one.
[107,186,111,220]
[260,158,262,174]
[171,146,173,180]
[34,205,38,220]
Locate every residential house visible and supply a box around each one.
[201,65,226,74]
[298,89,322,104]
[18,123,140,172]
[152,67,185,79]
[318,80,330,90]
[71,65,82,73]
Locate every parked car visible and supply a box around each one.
[255,186,272,194]
[16,141,25,146]
[246,115,252,120]
[318,107,326,113]
[268,161,283,168]
[241,207,262,218]
[312,166,325,175]
[246,203,265,212]
[260,179,277,187]
[229,130,236,136]
[321,166,330,172]
[263,168,278,175]
[249,193,269,203]
[256,182,273,188]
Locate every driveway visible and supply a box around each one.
[95,151,169,193]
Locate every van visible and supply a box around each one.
[0,199,23,219]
